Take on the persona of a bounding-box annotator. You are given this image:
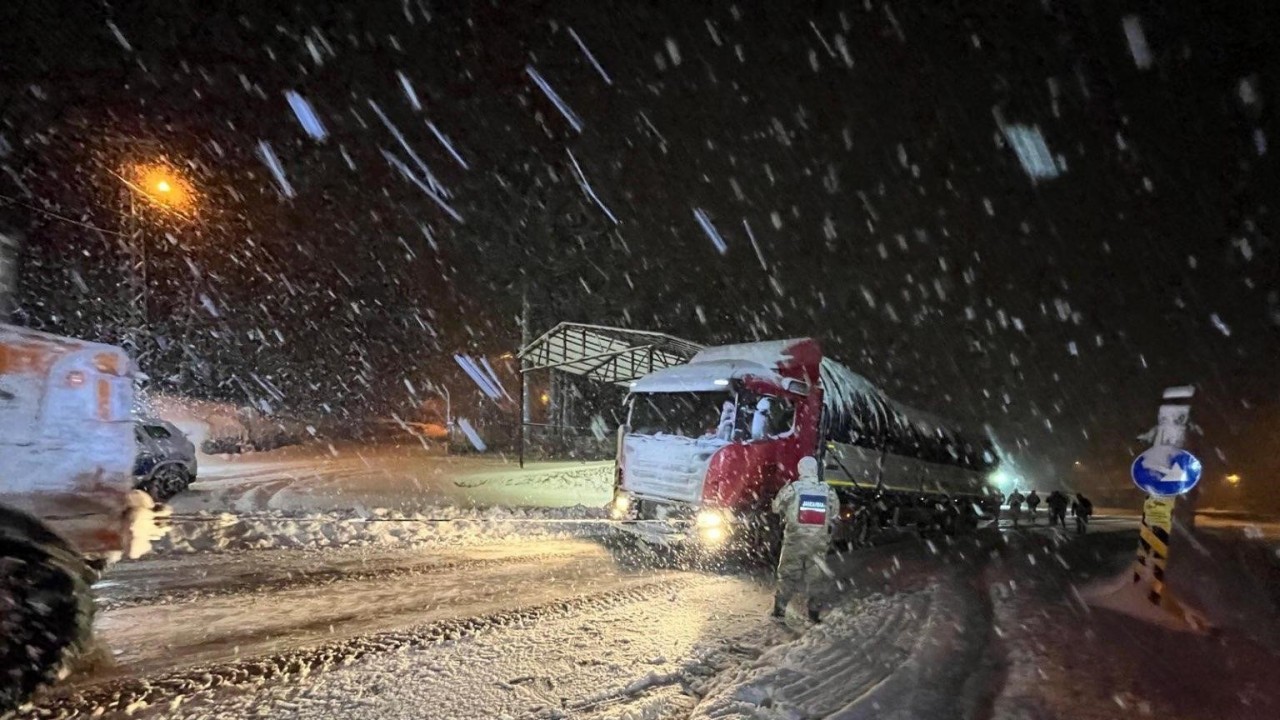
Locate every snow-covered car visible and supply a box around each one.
[133,418,198,501]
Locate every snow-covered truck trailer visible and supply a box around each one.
[609,338,1001,550]
[0,325,164,710]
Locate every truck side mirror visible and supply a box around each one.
[784,378,810,395]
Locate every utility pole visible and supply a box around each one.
[124,190,148,363]
[0,222,20,323]
[519,281,531,468]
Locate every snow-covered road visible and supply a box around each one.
[11,439,1278,720]
[16,518,1280,720]
[95,539,669,675]
[175,443,614,515]
[28,535,781,719]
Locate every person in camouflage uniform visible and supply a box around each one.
[771,456,840,622]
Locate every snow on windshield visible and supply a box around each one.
[628,391,730,439]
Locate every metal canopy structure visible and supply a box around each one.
[519,322,704,385]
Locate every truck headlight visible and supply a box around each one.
[700,525,726,545]
[695,508,727,529]
[610,493,631,519]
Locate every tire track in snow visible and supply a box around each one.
[768,591,931,716]
[688,539,1006,719]
[541,639,767,720]
[957,569,1011,720]
[97,550,580,611]
[23,577,700,719]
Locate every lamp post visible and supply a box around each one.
[438,386,452,438]
[111,163,196,363]
[422,384,453,448]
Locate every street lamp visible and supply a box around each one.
[110,162,198,364]
[1225,473,1242,486]
[128,164,196,215]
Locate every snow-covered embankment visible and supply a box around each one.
[155,504,611,554]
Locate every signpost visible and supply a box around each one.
[1132,445,1202,497]
[1128,385,1206,628]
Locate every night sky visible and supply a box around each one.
[0,1,1275,506]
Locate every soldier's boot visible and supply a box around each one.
[806,598,822,623]
[771,594,787,618]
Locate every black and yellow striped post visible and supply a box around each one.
[1128,386,1209,629]
[1132,496,1174,605]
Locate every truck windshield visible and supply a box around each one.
[628,392,733,439]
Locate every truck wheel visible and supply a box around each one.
[741,517,782,565]
[137,465,191,502]
[0,536,95,713]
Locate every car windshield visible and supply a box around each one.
[628,392,733,439]
[143,425,171,439]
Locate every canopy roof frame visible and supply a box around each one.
[518,322,704,385]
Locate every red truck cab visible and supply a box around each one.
[612,339,823,548]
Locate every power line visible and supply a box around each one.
[0,194,125,238]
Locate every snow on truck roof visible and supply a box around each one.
[688,339,805,368]
[1,323,126,355]
[627,358,786,393]
[821,358,997,471]
[629,338,817,392]
[0,324,133,377]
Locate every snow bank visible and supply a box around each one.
[1082,525,1280,644]
[155,504,610,555]
[144,392,310,455]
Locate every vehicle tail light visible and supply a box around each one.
[93,352,122,375]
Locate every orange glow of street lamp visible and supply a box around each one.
[1225,473,1241,486]
[129,164,196,214]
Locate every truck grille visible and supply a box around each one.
[621,435,720,503]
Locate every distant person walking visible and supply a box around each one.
[1007,489,1026,528]
[1026,490,1042,524]
[1046,491,1069,529]
[1071,493,1094,534]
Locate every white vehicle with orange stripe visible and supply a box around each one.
[0,324,167,710]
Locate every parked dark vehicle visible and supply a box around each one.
[133,419,197,501]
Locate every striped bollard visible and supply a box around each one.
[1128,385,1207,628]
